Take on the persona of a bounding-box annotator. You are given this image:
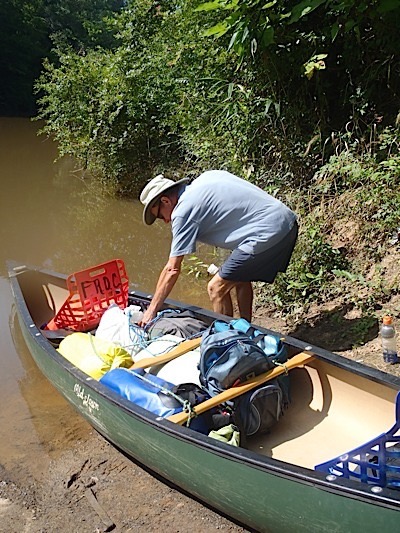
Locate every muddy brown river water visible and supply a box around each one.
[0,117,213,484]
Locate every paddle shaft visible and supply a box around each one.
[130,336,201,370]
[167,352,314,425]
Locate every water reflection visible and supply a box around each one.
[0,118,214,300]
[0,117,214,481]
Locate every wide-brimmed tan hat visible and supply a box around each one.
[139,174,189,225]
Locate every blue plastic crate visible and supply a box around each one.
[315,392,400,488]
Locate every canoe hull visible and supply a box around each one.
[11,265,400,532]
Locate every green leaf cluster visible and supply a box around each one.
[34,0,400,191]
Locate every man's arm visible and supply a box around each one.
[139,255,184,327]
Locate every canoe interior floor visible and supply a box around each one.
[247,360,398,470]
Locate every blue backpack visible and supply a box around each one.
[199,319,289,436]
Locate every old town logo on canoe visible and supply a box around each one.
[74,383,100,413]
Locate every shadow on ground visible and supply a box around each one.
[289,306,379,352]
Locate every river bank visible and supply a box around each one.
[0,431,247,533]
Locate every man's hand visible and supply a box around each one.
[138,307,157,329]
[137,255,184,328]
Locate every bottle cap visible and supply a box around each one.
[383,315,393,325]
[207,263,219,276]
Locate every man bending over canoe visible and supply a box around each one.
[138,170,297,327]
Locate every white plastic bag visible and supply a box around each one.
[95,304,146,357]
[133,334,200,383]
[124,304,144,324]
[155,347,201,386]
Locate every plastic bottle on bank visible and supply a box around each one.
[381,315,398,365]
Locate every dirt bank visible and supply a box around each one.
[0,431,247,533]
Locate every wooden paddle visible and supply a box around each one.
[130,336,201,370]
[167,351,314,425]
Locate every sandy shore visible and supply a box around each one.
[0,429,248,533]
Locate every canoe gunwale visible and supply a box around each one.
[8,262,400,516]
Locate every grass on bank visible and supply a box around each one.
[257,131,400,334]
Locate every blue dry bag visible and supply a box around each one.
[100,368,212,433]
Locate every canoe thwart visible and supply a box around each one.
[168,352,314,425]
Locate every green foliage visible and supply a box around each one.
[36,1,192,189]
[31,0,400,321]
[182,256,210,279]
[34,0,400,191]
[196,0,400,135]
[312,127,400,256]
[0,0,48,115]
[267,221,351,312]
[43,0,123,50]
[0,0,122,116]
[36,49,128,186]
[36,0,310,188]
[257,123,399,318]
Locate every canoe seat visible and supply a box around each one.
[41,327,75,347]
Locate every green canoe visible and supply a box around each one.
[8,263,400,532]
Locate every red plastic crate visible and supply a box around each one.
[46,259,129,332]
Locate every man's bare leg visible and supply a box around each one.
[207,274,236,316]
[235,281,253,322]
